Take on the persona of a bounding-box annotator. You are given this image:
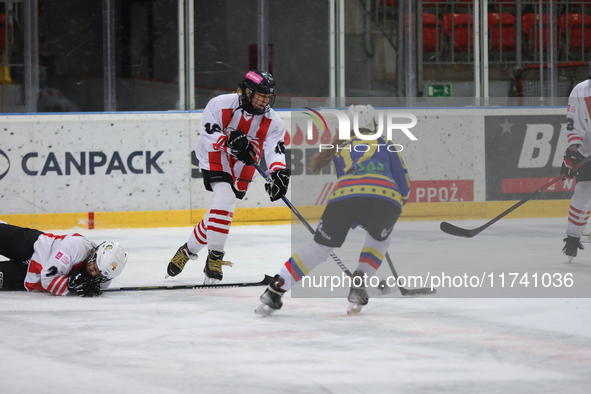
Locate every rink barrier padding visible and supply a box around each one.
[1,200,571,230]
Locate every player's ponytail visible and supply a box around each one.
[309,130,353,174]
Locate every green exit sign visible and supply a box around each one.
[427,84,452,97]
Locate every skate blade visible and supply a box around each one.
[347,302,363,315]
[254,303,275,316]
[203,276,221,285]
[567,255,574,263]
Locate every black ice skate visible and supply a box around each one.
[255,274,286,316]
[563,236,584,263]
[203,250,233,284]
[347,270,369,315]
[166,243,198,278]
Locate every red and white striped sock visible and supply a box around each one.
[567,204,590,238]
[205,182,237,252]
[187,218,208,255]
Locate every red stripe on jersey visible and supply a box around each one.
[250,141,261,160]
[208,151,223,171]
[268,162,286,171]
[568,134,584,144]
[585,97,591,122]
[25,281,45,292]
[28,260,43,275]
[56,277,69,295]
[41,233,67,240]
[237,114,254,136]
[208,225,230,235]
[41,232,83,240]
[256,117,272,143]
[210,209,232,217]
[49,275,68,295]
[221,108,234,130]
[236,165,256,191]
[72,261,84,272]
[213,135,228,151]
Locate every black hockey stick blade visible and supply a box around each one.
[399,286,437,296]
[440,155,591,239]
[440,221,482,238]
[384,253,436,296]
[439,173,567,238]
[104,275,273,292]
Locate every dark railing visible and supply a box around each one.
[371,0,591,65]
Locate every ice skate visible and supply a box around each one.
[255,275,286,316]
[347,270,369,315]
[203,250,233,284]
[563,236,584,263]
[166,243,198,278]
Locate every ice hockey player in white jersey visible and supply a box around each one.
[166,70,290,284]
[0,221,128,296]
[561,65,591,262]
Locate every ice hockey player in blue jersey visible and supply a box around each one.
[256,104,411,315]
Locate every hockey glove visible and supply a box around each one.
[226,129,256,166]
[67,271,103,297]
[265,168,291,201]
[562,147,584,179]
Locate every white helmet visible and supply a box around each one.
[346,104,376,131]
[94,241,128,280]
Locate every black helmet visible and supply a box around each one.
[239,70,276,115]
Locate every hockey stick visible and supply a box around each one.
[252,161,353,276]
[104,275,273,292]
[441,155,591,238]
[384,253,436,295]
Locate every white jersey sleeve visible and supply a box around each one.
[567,80,591,156]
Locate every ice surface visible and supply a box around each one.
[2,218,591,393]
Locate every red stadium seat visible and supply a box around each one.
[443,13,474,53]
[423,13,443,53]
[522,13,551,53]
[560,13,591,52]
[488,13,516,52]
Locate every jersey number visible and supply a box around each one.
[204,123,222,134]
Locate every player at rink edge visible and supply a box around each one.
[166,70,290,284]
[560,60,591,262]
[0,220,128,296]
[255,104,411,316]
